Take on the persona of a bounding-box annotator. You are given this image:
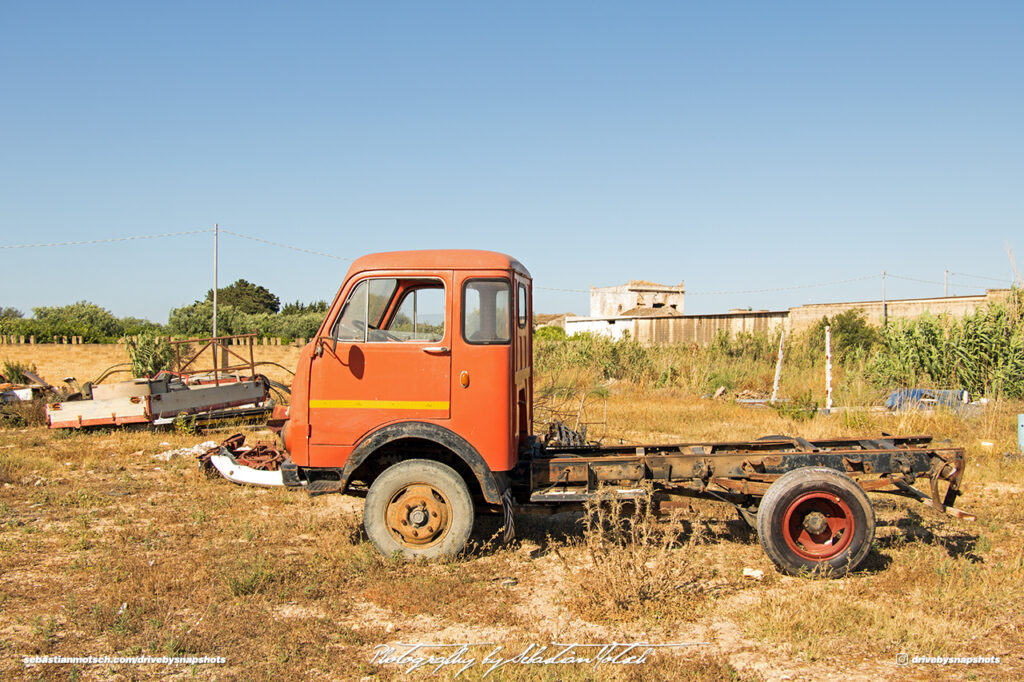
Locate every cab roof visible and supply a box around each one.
[347,249,531,278]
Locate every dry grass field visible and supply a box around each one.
[0,343,302,389]
[2,348,1023,680]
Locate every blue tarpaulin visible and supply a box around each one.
[885,388,969,411]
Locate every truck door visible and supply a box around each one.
[307,273,452,467]
[513,273,532,449]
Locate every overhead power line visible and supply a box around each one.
[535,286,590,293]
[1,228,1011,295]
[887,273,988,290]
[219,229,351,262]
[0,228,213,249]
[950,271,1013,284]
[539,274,882,297]
[0,226,354,262]
[687,274,879,296]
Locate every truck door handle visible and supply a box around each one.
[422,346,450,353]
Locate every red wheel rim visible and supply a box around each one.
[781,492,855,560]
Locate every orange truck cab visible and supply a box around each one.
[276,250,532,555]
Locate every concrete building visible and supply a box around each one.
[564,288,1013,345]
[589,281,685,317]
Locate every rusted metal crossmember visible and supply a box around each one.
[530,434,974,520]
[198,433,286,472]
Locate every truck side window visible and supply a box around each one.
[332,278,397,342]
[385,284,445,342]
[517,283,527,328]
[463,279,510,345]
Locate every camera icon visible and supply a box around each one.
[896,653,910,666]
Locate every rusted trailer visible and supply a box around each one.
[48,333,274,429]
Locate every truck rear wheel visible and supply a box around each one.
[363,459,474,559]
[757,467,874,576]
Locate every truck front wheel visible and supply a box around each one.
[363,459,474,559]
[757,467,875,576]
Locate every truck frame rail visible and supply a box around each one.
[523,434,972,522]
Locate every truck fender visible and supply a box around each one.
[341,422,507,505]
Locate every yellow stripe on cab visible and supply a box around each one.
[309,399,449,410]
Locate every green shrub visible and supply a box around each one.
[31,302,123,342]
[124,333,176,378]
[534,325,566,341]
[772,390,819,421]
[803,310,879,362]
[0,302,165,343]
[166,301,324,340]
[2,359,37,384]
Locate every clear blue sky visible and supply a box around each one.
[2,1,1022,320]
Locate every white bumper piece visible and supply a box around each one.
[209,450,285,487]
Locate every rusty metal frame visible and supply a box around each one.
[169,333,258,386]
[525,434,974,520]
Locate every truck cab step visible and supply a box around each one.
[306,479,344,497]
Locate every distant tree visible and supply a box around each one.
[206,279,280,314]
[32,301,123,342]
[168,301,246,336]
[0,307,23,319]
[280,300,329,315]
[120,316,166,336]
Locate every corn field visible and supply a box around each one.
[868,290,1024,398]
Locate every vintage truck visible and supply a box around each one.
[208,250,972,575]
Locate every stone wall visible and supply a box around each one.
[633,311,788,345]
[787,289,1012,333]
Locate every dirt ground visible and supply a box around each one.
[1,375,1022,680]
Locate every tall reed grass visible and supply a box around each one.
[536,290,1023,403]
[868,290,1024,398]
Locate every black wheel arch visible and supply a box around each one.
[340,421,507,504]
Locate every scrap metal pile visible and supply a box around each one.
[198,433,288,487]
[46,373,272,429]
[0,368,59,403]
[198,433,286,472]
[45,333,284,430]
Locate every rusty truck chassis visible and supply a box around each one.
[514,434,972,523]
[280,431,971,523]
[207,425,972,575]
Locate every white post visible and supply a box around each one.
[770,330,785,404]
[944,269,949,297]
[882,270,887,326]
[825,325,833,412]
[213,223,219,338]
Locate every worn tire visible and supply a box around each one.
[363,459,474,559]
[757,467,874,576]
